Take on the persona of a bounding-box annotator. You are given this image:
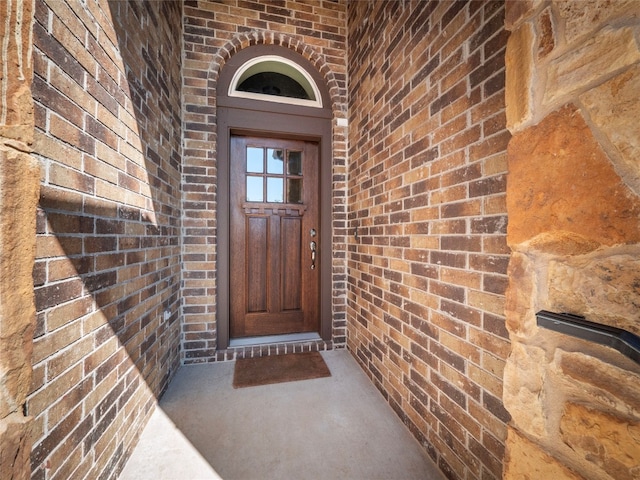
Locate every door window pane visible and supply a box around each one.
[267,177,284,203]
[246,176,264,202]
[287,178,303,204]
[247,147,264,173]
[267,149,284,174]
[287,151,302,175]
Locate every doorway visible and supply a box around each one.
[229,135,320,338]
[216,44,333,349]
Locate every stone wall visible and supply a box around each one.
[181,0,348,362]
[27,1,182,478]
[504,1,640,479]
[0,0,38,479]
[347,2,511,479]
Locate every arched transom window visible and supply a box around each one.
[228,55,323,108]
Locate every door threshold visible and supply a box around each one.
[229,332,322,348]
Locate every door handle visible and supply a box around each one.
[310,241,317,270]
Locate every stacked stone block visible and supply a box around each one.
[27,1,183,478]
[504,1,640,479]
[0,0,39,478]
[347,2,511,479]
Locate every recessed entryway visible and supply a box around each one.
[216,45,334,349]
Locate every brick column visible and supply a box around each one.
[0,0,39,479]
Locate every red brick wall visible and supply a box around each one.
[28,1,182,478]
[181,0,348,362]
[347,2,511,479]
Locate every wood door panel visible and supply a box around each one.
[246,216,268,313]
[245,311,304,336]
[281,216,302,311]
[268,212,281,317]
[230,136,319,338]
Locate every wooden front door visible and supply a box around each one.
[230,135,320,338]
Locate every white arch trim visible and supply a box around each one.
[228,55,324,108]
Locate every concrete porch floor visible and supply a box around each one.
[119,349,446,480]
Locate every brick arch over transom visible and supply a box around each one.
[207,31,346,118]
